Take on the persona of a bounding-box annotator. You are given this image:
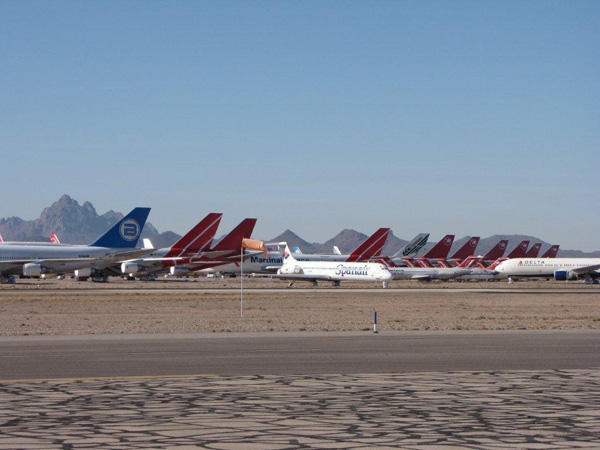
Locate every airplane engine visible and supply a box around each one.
[74,268,92,278]
[554,270,577,281]
[121,262,141,275]
[23,263,46,277]
[169,266,189,277]
[293,265,304,274]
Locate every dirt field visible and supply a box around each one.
[1,278,599,335]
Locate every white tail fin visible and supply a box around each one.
[333,246,342,255]
[143,238,155,249]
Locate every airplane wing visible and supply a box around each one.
[0,258,97,272]
[141,250,233,262]
[571,264,600,275]
[271,273,334,281]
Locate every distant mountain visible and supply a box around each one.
[0,195,176,246]
[267,229,320,254]
[2,196,598,257]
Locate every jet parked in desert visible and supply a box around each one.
[274,243,393,287]
[119,213,223,278]
[403,235,455,268]
[0,207,151,283]
[204,227,393,276]
[494,258,600,283]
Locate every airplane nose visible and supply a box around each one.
[381,269,393,281]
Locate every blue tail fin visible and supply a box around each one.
[90,207,151,248]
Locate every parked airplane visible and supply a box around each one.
[494,258,600,283]
[381,255,478,281]
[173,218,258,276]
[404,235,455,268]
[0,207,151,283]
[274,243,393,287]
[204,227,392,276]
[119,213,223,278]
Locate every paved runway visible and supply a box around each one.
[1,330,598,381]
[1,287,598,295]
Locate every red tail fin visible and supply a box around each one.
[483,240,508,261]
[507,240,530,258]
[167,213,223,257]
[50,234,60,244]
[541,245,559,258]
[450,237,480,261]
[346,228,391,262]
[213,218,257,252]
[523,242,542,258]
[0,235,4,243]
[422,235,455,259]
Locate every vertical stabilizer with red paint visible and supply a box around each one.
[541,245,560,258]
[0,235,3,243]
[477,240,509,268]
[50,234,61,244]
[346,228,391,262]
[507,240,530,258]
[416,235,455,267]
[449,237,480,263]
[166,213,223,257]
[523,242,542,258]
[213,218,258,252]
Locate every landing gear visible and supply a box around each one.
[382,281,390,289]
[332,281,341,287]
[1,276,16,284]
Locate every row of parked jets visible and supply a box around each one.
[0,207,598,286]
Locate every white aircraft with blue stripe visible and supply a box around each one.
[0,207,151,283]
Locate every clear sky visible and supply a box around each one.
[1,1,598,250]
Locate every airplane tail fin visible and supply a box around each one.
[541,245,560,258]
[523,242,542,258]
[90,207,151,248]
[333,246,342,255]
[450,237,480,261]
[0,235,3,243]
[50,234,61,244]
[347,228,391,262]
[392,233,429,258]
[483,240,508,261]
[422,235,455,259]
[213,218,257,252]
[169,213,223,256]
[293,246,303,254]
[507,240,530,258]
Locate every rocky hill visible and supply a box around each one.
[1,196,598,257]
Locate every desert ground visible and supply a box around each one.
[1,278,598,335]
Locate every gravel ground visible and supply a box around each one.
[0,278,598,335]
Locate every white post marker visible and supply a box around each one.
[240,247,243,317]
[373,311,378,334]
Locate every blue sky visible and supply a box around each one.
[1,1,598,250]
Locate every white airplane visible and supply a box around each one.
[381,255,480,281]
[204,227,392,276]
[494,258,600,283]
[274,243,392,287]
[0,207,152,283]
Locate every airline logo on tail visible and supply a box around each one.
[499,242,506,250]
[444,237,453,246]
[50,234,61,244]
[469,238,478,247]
[402,234,429,256]
[120,219,141,241]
